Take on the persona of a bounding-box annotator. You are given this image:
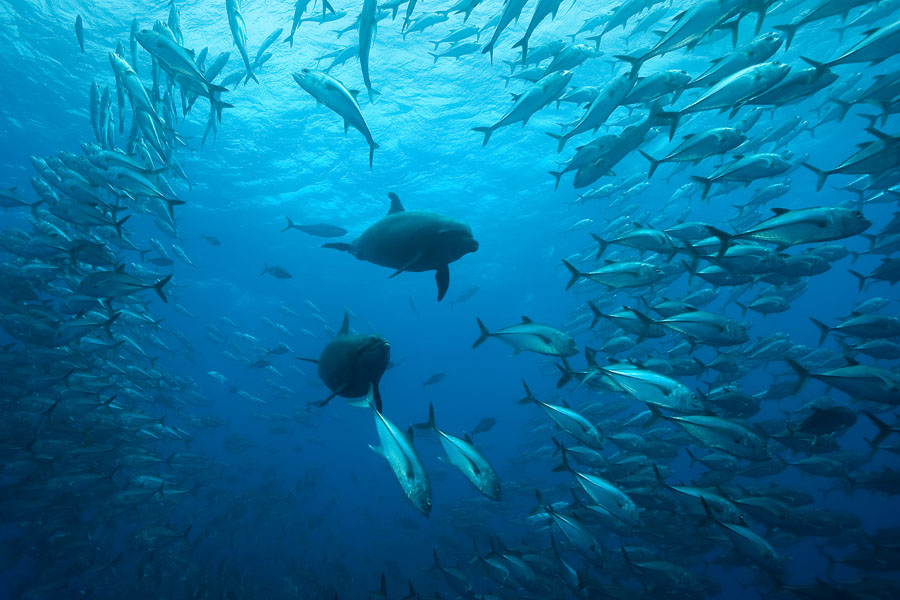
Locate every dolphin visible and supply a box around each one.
[323,193,478,301]
[298,311,390,411]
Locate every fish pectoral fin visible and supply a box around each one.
[435,264,450,302]
[389,253,422,278]
[311,389,340,408]
[369,444,384,457]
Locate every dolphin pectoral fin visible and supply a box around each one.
[389,253,422,278]
[297,357,319,364]
[323,242,352,252]
[435,264,450,301]
[373,382,383,413]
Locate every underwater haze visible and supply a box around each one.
[1,0,900,598]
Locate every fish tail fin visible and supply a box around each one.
[802,162,828,191]
[472,126,493,147]
[589,233,608,259]
[114,215,130,238]
[809,317,831,346]
[282,216,295,231]
[690,175,713,201]
[512,35,528,62]
[588,301,602,329]
[473,318,492,348]
[551,438,570,472]
[704,225,733,258]
[481,42,494,64]
[626,305,655,343]
[651,462,668,490]
[848,270,867,292]
[103,311,121,336]
[414,402,437,430]
[549,171,564,191]
[260,264,268,275]
[322,0,335,14]
[786,359,810,394]
[428,52,440,64]
[864,410,896,449]
[369,141,378,170]
[684,449,698,468]
[545,131,567,153]
[561,259,582,291]
[555,358,574,389]
[639,150,661,178]
[152,274,172,303]
[284,32,294,48]
[613,53,644,77]
[774,24,798,50]
[518,379,537,404]
[735,301,748,317]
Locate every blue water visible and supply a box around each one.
[1,0,899,598]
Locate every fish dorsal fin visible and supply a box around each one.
[115,264,125,273]
[521,315,533,324]
[604,259,616,265]
[770,208,791,216]
[339,311,350,335]
[406,426,415,442]
[348,89,361,100]
[387,192,405,214]
[682,133,695,140]
[464,432,474,444]
[732,154,744,161]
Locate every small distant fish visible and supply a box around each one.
[470,417,497,435]
[449,284,480,308]
[202,234,222,246]
[261,264,292,279]
[282,216,347,238]
[409,295,420,316]
[423,372,445,387]
[75,15,84,53]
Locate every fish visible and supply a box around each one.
[299,311,390,411]
[707,207,872,255]
[362,388,431,516]
[322,193,478,301]
[292,69,379,168]
[225,0,258,84]
[75,15,84,53]
[415,403,501,500]
[473,316,577,357]
[260,264,292,279]
[282,217,347,237]
[422,372,445,386]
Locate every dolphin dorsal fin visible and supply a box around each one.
[387,192,405,214]
[521,316,533,324]
[339,311,350,335]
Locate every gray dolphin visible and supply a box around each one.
[323,193,479,301]
[299,311,390,412]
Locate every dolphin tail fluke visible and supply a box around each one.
[435,264,450,301]
[473,317,492,348]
